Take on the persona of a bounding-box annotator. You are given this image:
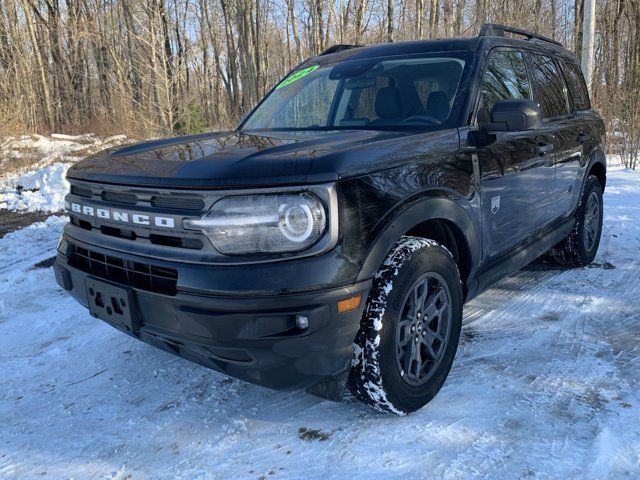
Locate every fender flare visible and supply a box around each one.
[584,148,607,189]
[356,194,482,285]
[573,149,607,216]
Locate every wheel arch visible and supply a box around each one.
[405,218,473,289]
[587,156,606,191]
[357,195,482,300]
[579,145,606,192]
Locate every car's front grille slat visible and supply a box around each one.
[148,234,203,250]
[69,181,206,214]
[70,185,93,198]
[151,196,205,211]
[69,244,178,295]
[101,191,138,205]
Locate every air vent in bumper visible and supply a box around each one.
[68,244,178,295]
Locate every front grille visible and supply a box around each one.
[68,244,178,295]
[68,182,208,252]
[69,217,203,250]
[102,191,137,205]
[100,225,137,240]
[70,216,92,231]
[69,181,206,213]
[71,185,93,198]
[149,234,204,250]
[151,196,205,211]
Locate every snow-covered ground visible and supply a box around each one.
[0,134,127,212]
[0,166,639,479]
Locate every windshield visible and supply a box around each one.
[242,53,471,131]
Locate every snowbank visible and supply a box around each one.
[0,133,126,170]
[0,134,127,212]
[0,163,70,212]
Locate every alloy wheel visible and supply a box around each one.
[583,191,600,251]
[395,272,452,386]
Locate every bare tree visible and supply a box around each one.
[354,0,367,43]
[0,0,636,167]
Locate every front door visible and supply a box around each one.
[475,49,555,261]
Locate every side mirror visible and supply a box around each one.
[484,99,541,132]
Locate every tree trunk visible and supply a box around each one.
[315,0,325,52]
[288,0,302,63]
[429,0,439,37]
[474,0,485,33]
[354,0,366,44]
[20,0,55,131]
[387,0,394,41]
[442,0,453,37]
[416,0,424,38]
[574,0,584,56]
[581,0,596,91]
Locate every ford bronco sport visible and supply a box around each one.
[54,24,606,414]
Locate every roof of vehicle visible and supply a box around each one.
[310,24,577,67]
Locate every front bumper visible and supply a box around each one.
[53,236,370,393]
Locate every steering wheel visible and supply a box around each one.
[403,114,440,125]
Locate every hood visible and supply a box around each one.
[66,129,416,189]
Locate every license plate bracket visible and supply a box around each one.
[85,277,139,333]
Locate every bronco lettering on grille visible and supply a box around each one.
[66,201,175,228]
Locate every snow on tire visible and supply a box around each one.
[348,236,463,415]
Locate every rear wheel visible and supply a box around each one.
[547,175,603,267]
[348,237,463,415]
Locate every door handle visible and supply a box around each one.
[534,143,554,156]
[577,132,591,144]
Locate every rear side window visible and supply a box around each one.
[480,50,531,117]
[529,55,569,119]
[561,61,591,111]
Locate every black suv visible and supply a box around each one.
[54,24,606,414]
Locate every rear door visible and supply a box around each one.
[475,49,556,261]
[555,59,597,217]
[527,54,579,221]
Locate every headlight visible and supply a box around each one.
[184,193,327,254]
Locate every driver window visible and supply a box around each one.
[479,51,531,122]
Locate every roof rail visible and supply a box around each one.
[479,23,563,47]
[320,44,364,56]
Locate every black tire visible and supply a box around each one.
[348,236,463,415]
[547,175,603,268]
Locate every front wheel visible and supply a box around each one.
[348,237,463,415]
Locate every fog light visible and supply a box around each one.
[337,295,362,313]
[296,315,309,330]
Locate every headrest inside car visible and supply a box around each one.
[375,86,402,119]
